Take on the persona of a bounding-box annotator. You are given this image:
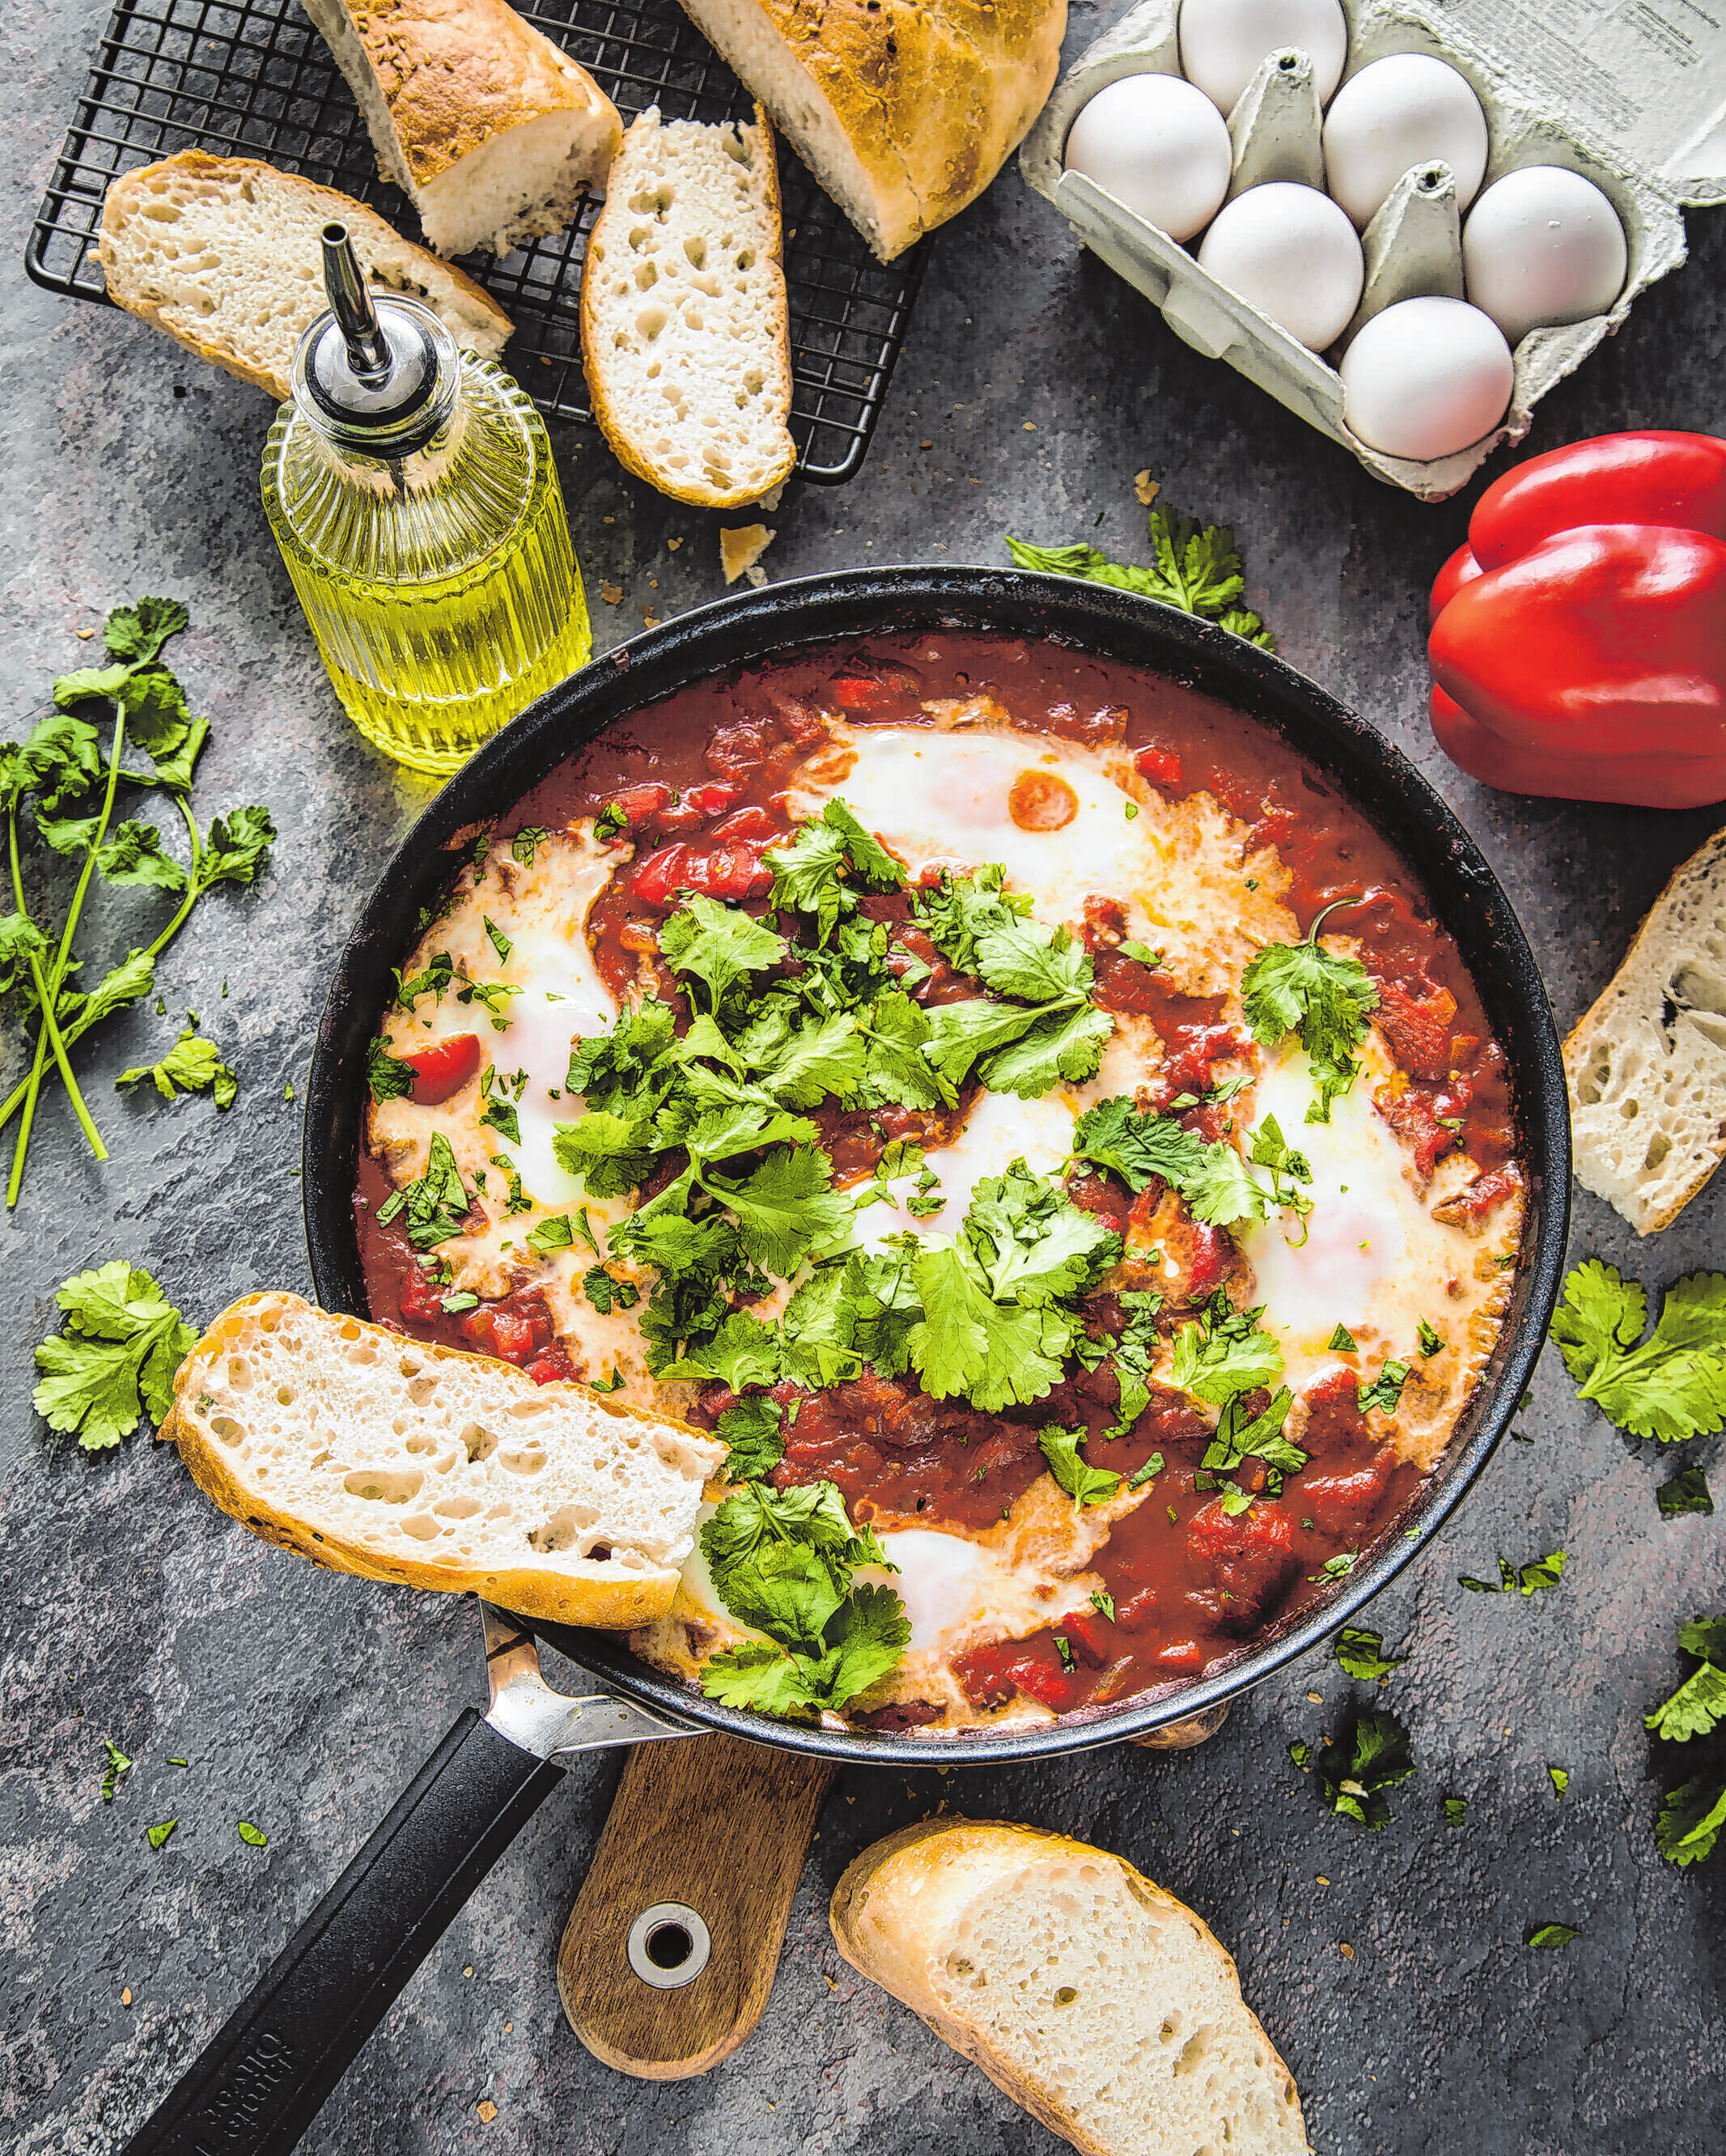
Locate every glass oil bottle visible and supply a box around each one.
[261,224,592,776]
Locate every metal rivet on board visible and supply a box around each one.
[626,1902,711,1989]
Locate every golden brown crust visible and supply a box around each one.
[164,1292,715,1629]
[337,0,618,187]
[97,151,511,401]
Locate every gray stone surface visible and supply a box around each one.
[2,3,1724,2151]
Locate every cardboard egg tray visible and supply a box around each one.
[1020,0,1726,498]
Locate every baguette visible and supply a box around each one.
[672,0,1067,262]
[1565,823,1726,1233]
[831,1819,1309,2156]
[162,1292,724,1629]
[99,151,511,402]
[301,0,622,257]
[581,104,795,510]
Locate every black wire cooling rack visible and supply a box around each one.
[27,0,926,482]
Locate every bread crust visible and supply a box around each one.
[580,103,796,510]
[164,1292,717,1629]
[307,0,621,189]
[831,1818,1309,2156]
[1563,823,1726,1233]
[676,0,1067,261]
[97,151,511,401]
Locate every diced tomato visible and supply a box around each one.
[830,676,886,711]
[630,842,691,906]
[403,1033,481,1106]
[709,805,778,844]
[1374,1078,1460,1186]
[1432,1161,1525,1224]
[682,780,743,816]
[952,1635,1085,1713]
[526,1339,578,1386]
[1134,744,1184,791]
[1187,1500,1300,1632]
[1062,1608,1117,1669]
[607,783,672,826]
[703,723,768,780]
[681,846,773,901]
[399,1264,450,1326]
[1300,1462,1393,1541]
[1375,978,1460,1082]
[464,1306,540,1364]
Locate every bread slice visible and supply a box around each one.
[1565,824,1726,1233]
[672,0,1067,262]
[99,151,512,402]
[581,104,795,510]
[831,1819,1310,2156]
[161,1292,724,1629]
[301,0,622,257]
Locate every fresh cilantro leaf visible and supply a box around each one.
[654,1310,782,1391]
[660,896,786,1009]
[700,1642,825,1717]
[479,1097,521,1146]
[1516,1551,1567,1596]
[715,1396,786,1482]
[237,1821,268,1846]
[1240,923,1379,1123]
[1553,1262,1726,1444]
[527,1214,576,1257]
[969,916,1092,1005]
[766,798,904,943]
[1417,1318,1445,1358]
[918,865,1031,974]
[1680,1618,1726,1664]
[710,1147,852,1275]
[1327,1322,1358,1353]
[146,1819,178,1852]
[1071,1097,1270,1228]
[511,825,548,866]
[384,1132,472,1250]
[114,665,193,758]
[1335,1627,1407,1681]
[1117,940,1162,966]
[94,819,190,893]
[0,911,51,996]
[1357,1360,1411,1415]
[754,1012,867,1110]
[1646,1657,1726,1744]
[861,987,954,1112]
[966,1161,1122,1306]
[587,1367,626,1393]
[52,663,135,712]
[821,1581,913,1704]
[69,947,157,1029]
[1038,1422,1122,1509]
[1126,1449,1165,1491]
[103,596,189,664]
[455,978,519,1031]
[553,1110,657,1198]
[1170,1297,1285,1407]
[1005,507,1275,649]
[1658,1466,1714,1519]
[32,1261,198,1451]
[1525,1924,1580,1949]
[1289,1738,1313,1771]
[117,1025,236,1109]
[781,1263,864,1390]
[396,951,454,1012]
[1443,1796,1468,1825]
[6,710,104,813]
[146,715,210,796]
[1548,1766,1569,1801]
[197,804,275,890]
[367,1037,414,1105]
[1202,1386,1304,1475]
[582,1265,639,1317]
[483,915,512,965]
[979,999,1116,1097]
[101,1737,132,1802]
[1656,1774,1726,1866]
[1313,1708,1415,1830]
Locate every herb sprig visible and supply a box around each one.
[1007,504,1275,649]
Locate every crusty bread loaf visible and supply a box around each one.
[301,0,622,257]
[672,0,1066,262]
[831,1819,1309,2156]
[581,104,795,510]
[162,1292,724,1629]
[1565,824,1726,1233]
[99,151,511,401]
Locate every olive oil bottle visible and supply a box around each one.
[262,224,591,776]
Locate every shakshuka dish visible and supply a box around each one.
[356,633,1523,1735]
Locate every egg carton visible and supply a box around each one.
[1020,0,1726,499]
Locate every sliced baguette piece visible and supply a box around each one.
[162,1292,724,1629]
[99,151,511,402]
[831,1819,1310,2156]
[301,0,622,257]
[581,103,795,510]
[672,0,1067,263]
[1564,824,1726,1233]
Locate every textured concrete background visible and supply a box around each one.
[2,2,1724,2151]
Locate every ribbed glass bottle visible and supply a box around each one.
[261,350,591,776]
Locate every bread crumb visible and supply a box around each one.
[667,537,684,550]
[920,439,933,449]
[477,2099,497,2123]
[1338,1942,1355,1959]
[1023,422,1037,431]
[603,515,615,524]
[722,524,774,584]
[756,483,785,513]
[464,1966,474,1977]
[121,1987,132,2006]
[642,611,660,627]
[77,627,96,640]
[1306,1691,1323,1704]
[825,1975,838,1992]
[1134,469,1160,506]
[600,581,622,605]
[503,2022,512,2033]
[1315,1874,1329,1886]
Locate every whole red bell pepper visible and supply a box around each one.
[1427,431,1726,808]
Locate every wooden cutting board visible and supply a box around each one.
[558,1734,834,2079]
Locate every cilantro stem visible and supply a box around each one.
[7,804,106,1164]
[1306,893,1363,944]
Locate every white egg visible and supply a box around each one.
[1178,0,1348,114]
[1340,296,1513,462]
[1322,53,1489,227]
[1461,165,1627,346]
[1198,182,1363,350]
[1063,73,1233,244]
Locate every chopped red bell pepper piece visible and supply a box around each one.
[402,1033,481,1105]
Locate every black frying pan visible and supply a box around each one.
[123,569,1569,2154]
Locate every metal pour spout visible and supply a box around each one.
[320,221,392,384]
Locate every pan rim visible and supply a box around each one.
[303,563,1571,1767]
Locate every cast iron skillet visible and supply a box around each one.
[125,570,1569,2154]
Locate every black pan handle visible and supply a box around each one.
[121,1708,562,2156]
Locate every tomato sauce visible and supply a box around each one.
[354,632,1516,1717]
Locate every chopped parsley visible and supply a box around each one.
[1356,1359,1411,1416]
[1551,1261,1726,1443]
[101,1737,132,1802]
[237,1820,269,1846]
[32,1260,199,1452]
[510,825,548,866]
[1126,1449,1165,1492]
[374,1132,471,1250]
[1090,1588,1116,1621]
[592,803,628,844]
[367,1035,414,1104]
[483,915,513,965]
[1417,1318,1445,1358]
[396,950,453,1011]
[117,1024,236,1110]
[1547,1765,1569,1802]
[1334,1627,1407,1682]
[1459,1551,1567,1597]
[478,1097,520,1146]
[1313,1708,1415,1830]
[146,1819,177,1851]
[1657,1466,1714,1519]
[1240,901,1380,1123]
[1442,1796,1468,1825]
[456,978,519,1032]
[1326,1322,1357,1353]
[1525,1923,1580,1949]
[1039,1423,1122,1510]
